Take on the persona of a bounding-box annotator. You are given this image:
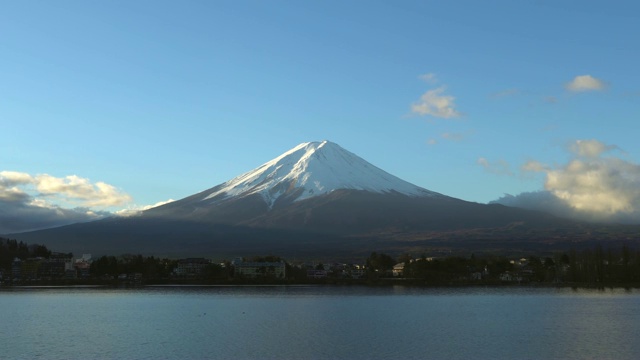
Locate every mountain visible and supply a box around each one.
[12,141,635,259]
[145,140,446,227]
[143,141,565,233]
[200,140,441,205]
[149,140,440,214]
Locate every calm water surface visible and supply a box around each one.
[1,286,639,359]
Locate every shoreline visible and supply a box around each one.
[2,279,639,290]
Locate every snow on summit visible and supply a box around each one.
[203,141,440,206]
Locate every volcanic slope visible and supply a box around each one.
[13,141,588,257]
[147,141,443,226]
[144,141,562,232]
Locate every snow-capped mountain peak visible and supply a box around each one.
[203,140,440,206]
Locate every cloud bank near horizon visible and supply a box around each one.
[492,139,640,224]
[0,171,169,234]
[0,171,132,207]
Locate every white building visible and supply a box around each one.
[392,262,405,277]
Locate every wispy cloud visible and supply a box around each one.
[477,157,513,176]
[521,160,546,173]
[411,87,461,119]
[115,199,175,217]
[442,131,471,142]
[565,75,606,92]
[418,73,438,84]
[495,139,640,223]
[490,88,520,99]
[427,130,473,146]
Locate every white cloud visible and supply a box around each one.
[569,139,616,158]
[565,75,606,92]
[495,139,640,223]
[0,172,132,207]
[0,186,30,203]
[0,171,133,233]
[411,87,461,118]
[0,171,34,186]
[35,174,131,206]
[545,157,640,215]
[418,73,438,84]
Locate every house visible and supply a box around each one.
[233,258,286,279]
[75,255,92,278]
[349,268,366,279]
[392,263,405,277]
[500,271,522,282]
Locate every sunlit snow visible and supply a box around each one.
[203,141,440,207]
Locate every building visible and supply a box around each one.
[9,253,75,282]
[307,269,328,279]
[173,258,211,277]
[38,260,65,279]
[233,258,286,279]
[39,253,74,279]
[11,258,22,280]
[349,268,366,279]
[12,258,43,281]
[75,254,92,279]
[500,271,522,282]
[392,262,405,277]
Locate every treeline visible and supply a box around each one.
[383,244,640,285]
[89,255,228,280]
[3,236,640,286]
[561,244,640,284]
[0,237,55,271]
[401,255,513,283]
[90,255,178,279]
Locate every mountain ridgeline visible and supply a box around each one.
[12,141,639,258]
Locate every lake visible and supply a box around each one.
[1,285,639,359]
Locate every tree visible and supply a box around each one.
[366,252,396,273]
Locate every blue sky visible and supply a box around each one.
[1,1,639,232]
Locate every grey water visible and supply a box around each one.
[1,286,639,359]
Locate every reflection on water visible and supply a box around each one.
[1,286,639,359]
